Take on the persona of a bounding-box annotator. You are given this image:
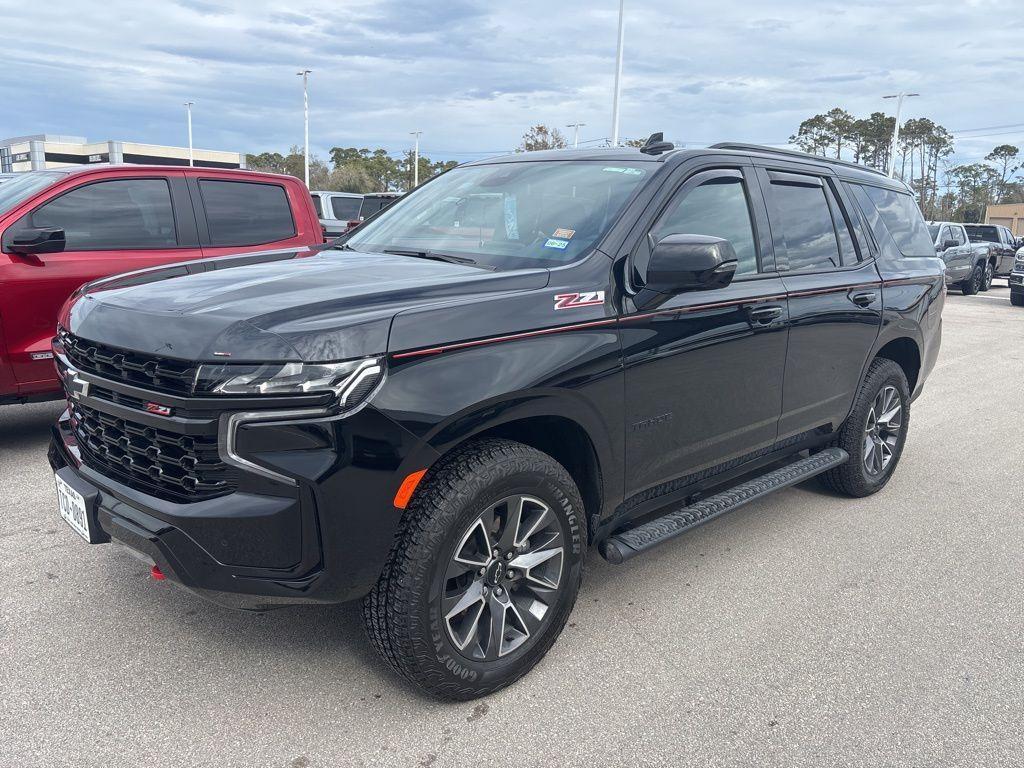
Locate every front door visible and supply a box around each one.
[621,166,788,501]
[0,173,201,393]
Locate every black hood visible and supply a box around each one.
[66,249,549,362]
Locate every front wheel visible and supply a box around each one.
[980,262,994,291]
[821,358,910,497]
[961,264,982,295]
[362,438,586,700]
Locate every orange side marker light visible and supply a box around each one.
[394,469,427,509]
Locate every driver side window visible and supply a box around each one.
[651,176,759,275]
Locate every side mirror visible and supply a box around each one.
[8,227,66,255]
[941,239,957,251]
[634,234,738,309]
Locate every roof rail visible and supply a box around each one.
[709,143,888,177]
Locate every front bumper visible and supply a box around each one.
[49,394,437,610]
[1009,270,1023,294]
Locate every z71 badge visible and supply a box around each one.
[553,291,605,310]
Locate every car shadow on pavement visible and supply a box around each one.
[0,401,64,451]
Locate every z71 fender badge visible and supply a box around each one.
[553,291,605,310]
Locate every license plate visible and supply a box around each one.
[55,473,93,542]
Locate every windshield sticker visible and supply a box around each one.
[504,195,519,240]
[554,291,605,310]
[552,228,575,240]
[544,238,570,250]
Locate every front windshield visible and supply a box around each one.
[345,160,651,269]
[0,172,63,214]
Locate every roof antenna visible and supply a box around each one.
[640,132,674,155]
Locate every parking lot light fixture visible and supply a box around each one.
[611,0,626,146]
[883,92,919,178]
[567,122,586,148]
[297,69,313,187]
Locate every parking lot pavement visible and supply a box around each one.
[1,289,1022,768]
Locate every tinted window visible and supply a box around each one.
[331,196,362,220]
[653,176,758,275]
[25,178,176,250]
[311,195,323,217]
[827,187,859,264]
[770,181,840,271]
[858,185,934,256]
[199,180,295,246]
[964,225,999,244]
[951,226,966,246]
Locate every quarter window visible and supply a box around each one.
[23,178,176,250]
[769,180,841,271]
[652,176,759,275]
[854,184,934,257]
[199,180,295,247]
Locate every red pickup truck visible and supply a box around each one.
[0,165,323,405]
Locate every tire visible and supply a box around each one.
[820,358,910,498]
[362,438,586,700]
[960,264,982,295]
[1011,292,1024,307]
[980,262,994,291]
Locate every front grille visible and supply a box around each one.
[69,400,235,502]
[58,328,197,395]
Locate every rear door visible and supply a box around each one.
[190,176,314,258]
[1,172,200,391]
[755,164,883,441]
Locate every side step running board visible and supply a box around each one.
[601,448,849,564]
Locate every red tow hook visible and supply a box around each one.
[150,565,166,581]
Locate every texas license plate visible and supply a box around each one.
[55,473,93,542]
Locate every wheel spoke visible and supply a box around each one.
[444,581,486,651]
[495,496,524,552]
[515,499,553,548]
[452,517,492,569]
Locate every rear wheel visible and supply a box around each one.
[362,438,586,700]
[821,358,910,497]
[960,264,982,295]
[980,262,994,291]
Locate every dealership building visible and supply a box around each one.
[984,202,1024,237]
[0,134,244,173]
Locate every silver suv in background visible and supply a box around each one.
[928,221,993,294]
[310,191,364,237]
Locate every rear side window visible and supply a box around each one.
[21,178,176,251]
[331,196,362,220]
[768,179,841,271]
[855,185,933,257]
[199,180,295,247]
[311,195,323,217]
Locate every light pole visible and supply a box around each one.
[297,69,312,187]
[567,122,586,148]
[410,130,422,188]
[610,0,626,146]
[184,101,194,166]
[883,92,919,178]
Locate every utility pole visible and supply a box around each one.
[883,92,919,178]
[567,122,586,148]
[410,130,422,188]
[184,102,194,166]
[610,0,626,146]
[297,69,312,187]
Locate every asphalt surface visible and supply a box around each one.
[2,286,1022,768]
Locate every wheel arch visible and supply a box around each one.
[873,336,921,394]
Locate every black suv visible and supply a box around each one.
[49,141,944,700]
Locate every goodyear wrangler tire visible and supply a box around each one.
[820,358,910,498]
[362,438,586,700]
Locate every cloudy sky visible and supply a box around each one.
[1,0,1022,165]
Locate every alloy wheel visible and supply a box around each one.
[863,385,903,476]
[442,495,565,661]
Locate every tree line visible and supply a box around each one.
[246,145,458,194]
[791,107,1022,222]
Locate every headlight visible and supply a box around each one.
[194,357,384,405]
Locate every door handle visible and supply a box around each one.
[747,304,784,324]
[849,290,877,307]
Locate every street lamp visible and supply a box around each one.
[610,0,626,146]
[883,92,919,178]
[567,122,586,148]
[184,101,194,167]
[297,69,312,187]
[410,130,422,188]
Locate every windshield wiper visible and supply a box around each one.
[382,248,496,271]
